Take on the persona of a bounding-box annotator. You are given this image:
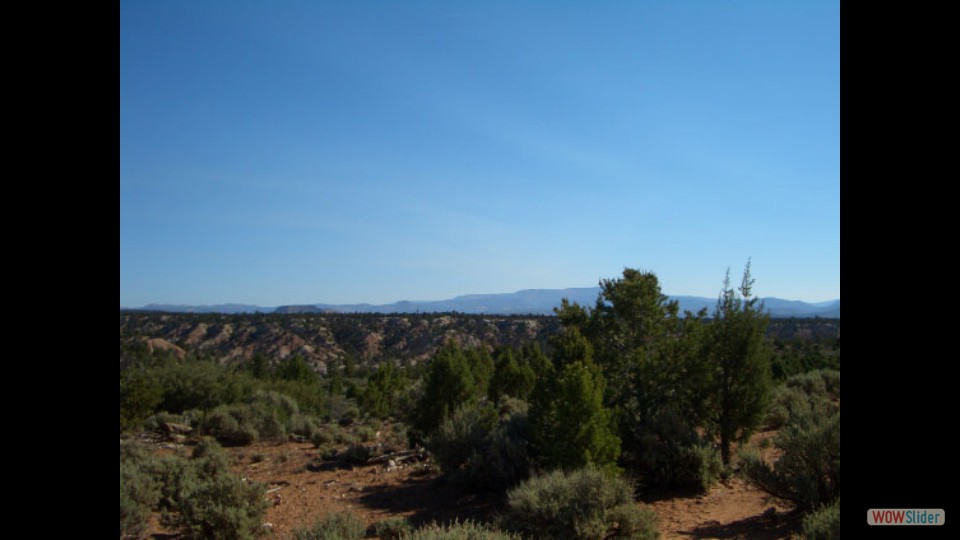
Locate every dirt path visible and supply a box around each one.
[645,475,800,539]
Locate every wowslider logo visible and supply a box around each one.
[868,509,945,526]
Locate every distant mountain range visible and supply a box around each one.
[133,288,839,318]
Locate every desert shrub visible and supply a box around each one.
[120,440,193,514]
[144,453,195,512]
[119,437,266,539]
[338,405,360,426]
[356,425,377,442]
[741,403,840,511]
[120,459,159,538]
[252,390,300,418]
[683,444,724,492]
[381,422,409,452]
[292,512,366,540]
[459,412,531,491]
[155,361,257,413]
[178,473,267,540]
[199,392,310,445]
[501,467,658,539]
[200,406,258,446]
[818,370,840,399]
[427,402,531,491]
[288,413,319,437]
[318,445,339,461]
[803,498,840,540]
[341,443,373,465]
[605,504,660,540]
[784,370,840,400]
[766,370,840,430]
[191,436,232,476]
[429,403,497,474]
[255,412,286,441]
[373,517,412,540]
[623,410,720,492]
[311,429,333,447]
[404,520,519,540]
[765,386,811,429]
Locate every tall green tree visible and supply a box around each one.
[529,328,621,473]
[464,346,495,398]
[412,341,482,437]
[554,268,716,488]
[706,261,773,465]
[360,363,408,419]
[488,348,536,402]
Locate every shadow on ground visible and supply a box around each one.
[357,476,503,527]
[682,509,802,539]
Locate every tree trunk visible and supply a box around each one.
[720,436,732,466]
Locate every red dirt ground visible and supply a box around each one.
[147,429,801,539]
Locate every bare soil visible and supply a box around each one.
[148,430,801,539]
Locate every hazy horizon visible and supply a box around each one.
[120,2,839,308]
[124,283,840,310]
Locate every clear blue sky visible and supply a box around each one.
[120,1,839,307]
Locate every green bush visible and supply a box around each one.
[684,444,724,492]
[338,405,360,426]
[311,429,333,447]
[199,392,312,445]
[373,517,412,540]
[741,403,840,511]
[120,459,159,538]
[403,520,519,540]
[803,498,840,540]
[315,444,338,461]
[501,467,658,539]
[606,504,660,540]
[765,386,811,429]
[292,512,366,540]
[818,370,840,399]
[200,406,258,446]
[460,413,531,491]
[428,403,497,475]
[143,453,195,512]
[341,443,373,465]
[289,413,319,437]
[120,437,268,539]
[766,370,840,430]
[427,402,531,491]
[777,369,839,403]
[622,410,720,492]
[356,425,377,442]
[178,474,268,540]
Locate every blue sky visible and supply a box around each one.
[120,1,839,307]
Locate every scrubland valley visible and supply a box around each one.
[120,268,840,540]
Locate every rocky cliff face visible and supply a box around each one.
[120,311,839,374]
[120,311,562,372]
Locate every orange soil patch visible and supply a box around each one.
[228,441,500,539]
[146,429,800,539]
[644,478,800,539]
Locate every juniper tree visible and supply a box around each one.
[706,261,773,465]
